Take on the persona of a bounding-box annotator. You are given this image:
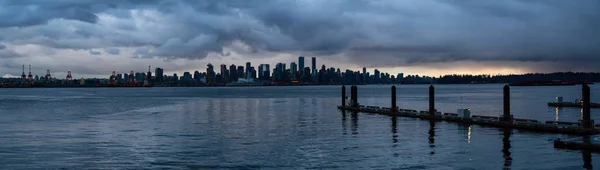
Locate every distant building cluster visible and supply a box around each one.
[0,56,418,87]
[17,56,600,87]
[122,56,416,86]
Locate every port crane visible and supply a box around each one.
[45,70,52,83]
[21,65,26,82]
[27,65,33,82]
[66,71,73,81]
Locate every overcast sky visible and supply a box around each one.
[1,0,599,78]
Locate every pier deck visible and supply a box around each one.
[338,105,599,135]
[339,84,598,135]
[548,102,600,108]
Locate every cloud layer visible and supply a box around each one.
[0,0,599,76]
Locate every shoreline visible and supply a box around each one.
[1,83,595,88]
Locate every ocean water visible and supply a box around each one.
[0,84,599,169]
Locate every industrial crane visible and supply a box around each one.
[21,65,26,82]
[27,65,33,82]
[66,71,73,81]
[45,70,52,84]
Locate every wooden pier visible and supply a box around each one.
[338,84,598,135]
[548,102,600,108]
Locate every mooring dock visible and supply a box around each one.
[338,84,599,135]
[548,102,600,108]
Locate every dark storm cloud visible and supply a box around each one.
[0,0,599,71]
[0,43,21,58]
[0,50,21,58]
[0,0,163,27]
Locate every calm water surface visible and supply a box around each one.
[0,84,599,169]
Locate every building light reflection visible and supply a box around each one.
[468,125,472,143]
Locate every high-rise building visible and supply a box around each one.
[135,72,145,82]
[155,67,164,82]
[146,66,152,84]
[272,63,289,82]
[374,69,380,83]
[245,62,251,77]
[116,74,123,83]
[237,66,244,79]
[206,63,215,85]
[249,67,256,79]
[298,56,305,75]
[194,71,201,82]
[290,62,297,80]
[282,63,286,71]
[220,64,228,82]
[264,64,270,73]
[183,72,192,82]
[229,64,237,82]
[311,57,316,75]
[262,64,270,80]
[303,67,311,82]
[258,64,264,80]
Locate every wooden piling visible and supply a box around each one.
[342,85,346,107]
[503,85,512,122]
[582,84,591,129]
[429,85,435,115]
[350,85,358,108]
[354,85,359,107]
[392,85,397,112]
[350,85,354,107]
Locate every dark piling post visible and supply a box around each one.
[342,85,346,107]
[429,85,435,116]
[350,85,356,108]
[582,84,591,129]
[354,85,359,107]
[392,85,397,112]
[503,85,512,122]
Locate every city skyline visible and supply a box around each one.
[3,57,600,80]
[1,1,599,78]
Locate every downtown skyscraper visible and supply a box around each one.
[260,64,270,80]
[155,67,163,82]
[290,62,297,80]
[245,62,251,77]
[220,64,228,82]
[237,66,244,79]
[206,63,215,85]
[229,64,237,82]
[298,56,305,75]
[311,57,316,74]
